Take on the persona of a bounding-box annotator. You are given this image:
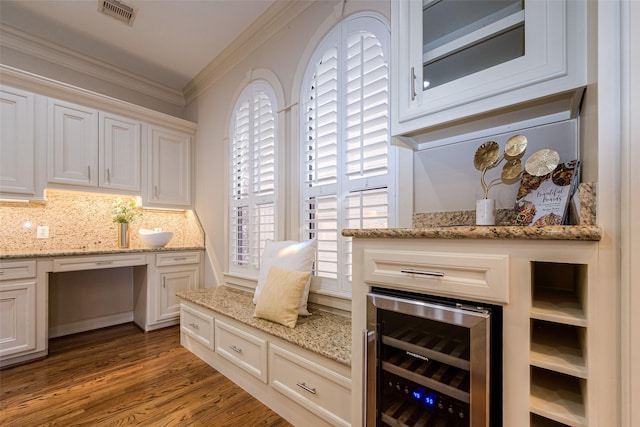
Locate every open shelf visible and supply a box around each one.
[531,413,571,427]
[530,319,587,379]
[530,367,586,427]
[531,262,587,327]
[530,288,586,327]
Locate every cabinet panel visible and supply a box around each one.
[0,86,36,196]
[180,303,214,350]
[215,319,268,383]
[363,248,509,303]
[48,98,98,186]
[0,281,36,357]
[99,113,141,192]
[270,344,351,427]
[147,125,192,208]
[392,0,586,136]
[158,266,198,321]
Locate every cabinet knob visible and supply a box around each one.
[229,345,242,354]
[188,322,199,330]
[107,168,111,183]
[87,165,91,181]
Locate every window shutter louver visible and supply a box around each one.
[230,82,278,274]
[301,16,392,297]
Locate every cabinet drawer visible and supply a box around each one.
[363,248,509,303]
[0,260,36,281]
[269,344,351,427]
[52,254,146,272]
[156,251,200,266]
[215,319,267,383]
[180,304,214,350]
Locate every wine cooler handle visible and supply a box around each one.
[400,268,445,277]
[363,329,375,425]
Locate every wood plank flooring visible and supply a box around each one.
[0,323,292,427]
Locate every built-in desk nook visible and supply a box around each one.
[0,248,204,368]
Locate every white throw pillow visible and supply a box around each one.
[253,239,316,315]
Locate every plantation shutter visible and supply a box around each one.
[301,15,392,296]
[230,81,278,274]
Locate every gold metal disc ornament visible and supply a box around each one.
[525,149,560,176]
[504,134,528,160]
[473,141,500,171]
[501,158,523,182]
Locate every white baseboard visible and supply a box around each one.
[49,312,134,338]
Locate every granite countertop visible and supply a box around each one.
[0,245,206,259]
[177,286,352,367]
[342,225,601,240]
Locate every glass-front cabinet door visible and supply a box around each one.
[391,0,586,137]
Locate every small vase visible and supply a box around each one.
[118,223,130,248]
[476,199,496,225]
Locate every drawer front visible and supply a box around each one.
[52,254,146,272]
[0,260,36,281]
[180,304,214,350]
[215,319,267,383]
[269,344,351,427]
[156,251,201,266]
[363,248,509,303]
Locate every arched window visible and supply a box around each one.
[300,14,393,296]
[229,80,278,275]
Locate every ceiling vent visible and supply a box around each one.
[98,0,137,26]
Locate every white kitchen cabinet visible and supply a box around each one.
[48,98,99,187]
[270,344,351,427]
[350,237,601,427]
[148,251,201,327]
[0,260,37,360]
[99,113,142,192]
[392,0,587,137]
[48,98,142,192]
[179,298,352,427]
[0,86,43,199]
[145,125,193,208]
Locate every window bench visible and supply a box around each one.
[177,286,352,427]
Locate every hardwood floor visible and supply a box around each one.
[0,323,292,427]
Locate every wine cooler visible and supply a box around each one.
[365,287,502,427]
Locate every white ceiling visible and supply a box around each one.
[0,0,277,91]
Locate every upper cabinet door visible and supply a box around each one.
[0,86,36,197]
[99,113,141,192]
[391,0,587,137]
[47,98,98,187]
[146,125,192,208]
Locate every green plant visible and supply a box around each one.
[111,198,142,223]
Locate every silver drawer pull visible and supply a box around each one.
[296,382,316,395]
[173,257,188,261]
[188,322,199,330]
[95,261,114,265]
[229,345,242,353]
[400,268,445,277]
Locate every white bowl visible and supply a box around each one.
[138,229,173,248]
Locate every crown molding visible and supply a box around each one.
[0,65,197,133]
[0,23,185,107]
[183,0,317,105]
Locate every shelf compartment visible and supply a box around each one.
[531,262,587,327]
[382,324,470,370]
[530,367,586,427]
[382,348,470,404]
[530,319,587,379]
[531,413,572,427]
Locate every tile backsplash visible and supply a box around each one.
[0,189,204,253]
